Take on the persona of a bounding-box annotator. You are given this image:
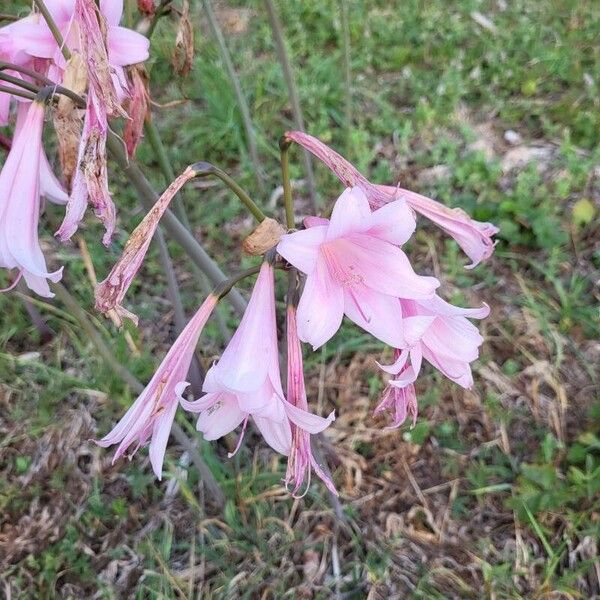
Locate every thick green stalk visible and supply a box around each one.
[52,281,225,505]
[263,0,317,213]
[279,140,295,229]
[0,72,40,94]
[200,0,265,192]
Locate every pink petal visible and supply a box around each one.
[197,395,246,441]
[40,149,69,205]
[284,399,335,434]
[8,20,57,58]
[303,216,329,228]
[368,198,416,245]
[403,315,436,345]
[100,0,124,25]
[377,349,409,375]
[297,260,344,349]
[343,284,405,348]
[213,263,274,393]
[149,399,178,479]
[108,26,150,66]
[277,225,327,274]
[334,236,439,299]
[326,187,371,241]
[253,415,292,456]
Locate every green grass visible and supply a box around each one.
[1,0,600,598]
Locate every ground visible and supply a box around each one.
[0,1,599,598]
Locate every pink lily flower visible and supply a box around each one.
[285,304,337,496]
[96,294,219,479]
[0,101,63,296]
[283,130,498,269]
[9,0,149,77]
[181,263,334,457]
[277,186,439,350]
[380,295,489,390]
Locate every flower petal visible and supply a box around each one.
[100,0,124,25]
[284,399,335,433]
[297,262,344,350]
[368,198,416,245]
[108,26,150,66]
[343,284,405,347]
[253,415,292,456]
[335,236,439,299]
[149,399,178,479]
[197,394,246,441]
[326,187,371,241]
[277,225,327,274]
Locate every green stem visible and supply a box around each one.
[51,281,225,505]
[0,72,41,94]
[192,162,266,223]
[106,133,248,316]
[279,140,295,229]
[0,85,34,101]
[200,0,265,193]
[263,0,317,214]
[33,0,71,60]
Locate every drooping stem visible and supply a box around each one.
[279,139,295,229]
[51,281,225,504]
[339,0,352,153]
[106,133,248,316]
[264,0,317,213]
[33,0,71,60]
[192,161,266,223]
[200,0,265,192]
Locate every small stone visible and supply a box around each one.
[504,130,522,145]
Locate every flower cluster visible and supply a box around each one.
[94,131,496,496]
[0,0,149,296]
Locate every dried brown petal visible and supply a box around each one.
[124,64,150,158]
[172,0,194,77]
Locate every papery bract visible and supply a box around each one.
[283,130,498,269]
[278,186,438,350]
[0,101,63,296]
[181,263,334,457]
[96,294,218,479]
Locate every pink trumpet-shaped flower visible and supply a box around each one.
[181,263,334,457]
[283,130,498,269]
[0,101,63,296]
[380,295,489,391]
[277,186,439,350]
[96,294,218,479]
[285,304,337,496]
[9,0,149,75]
